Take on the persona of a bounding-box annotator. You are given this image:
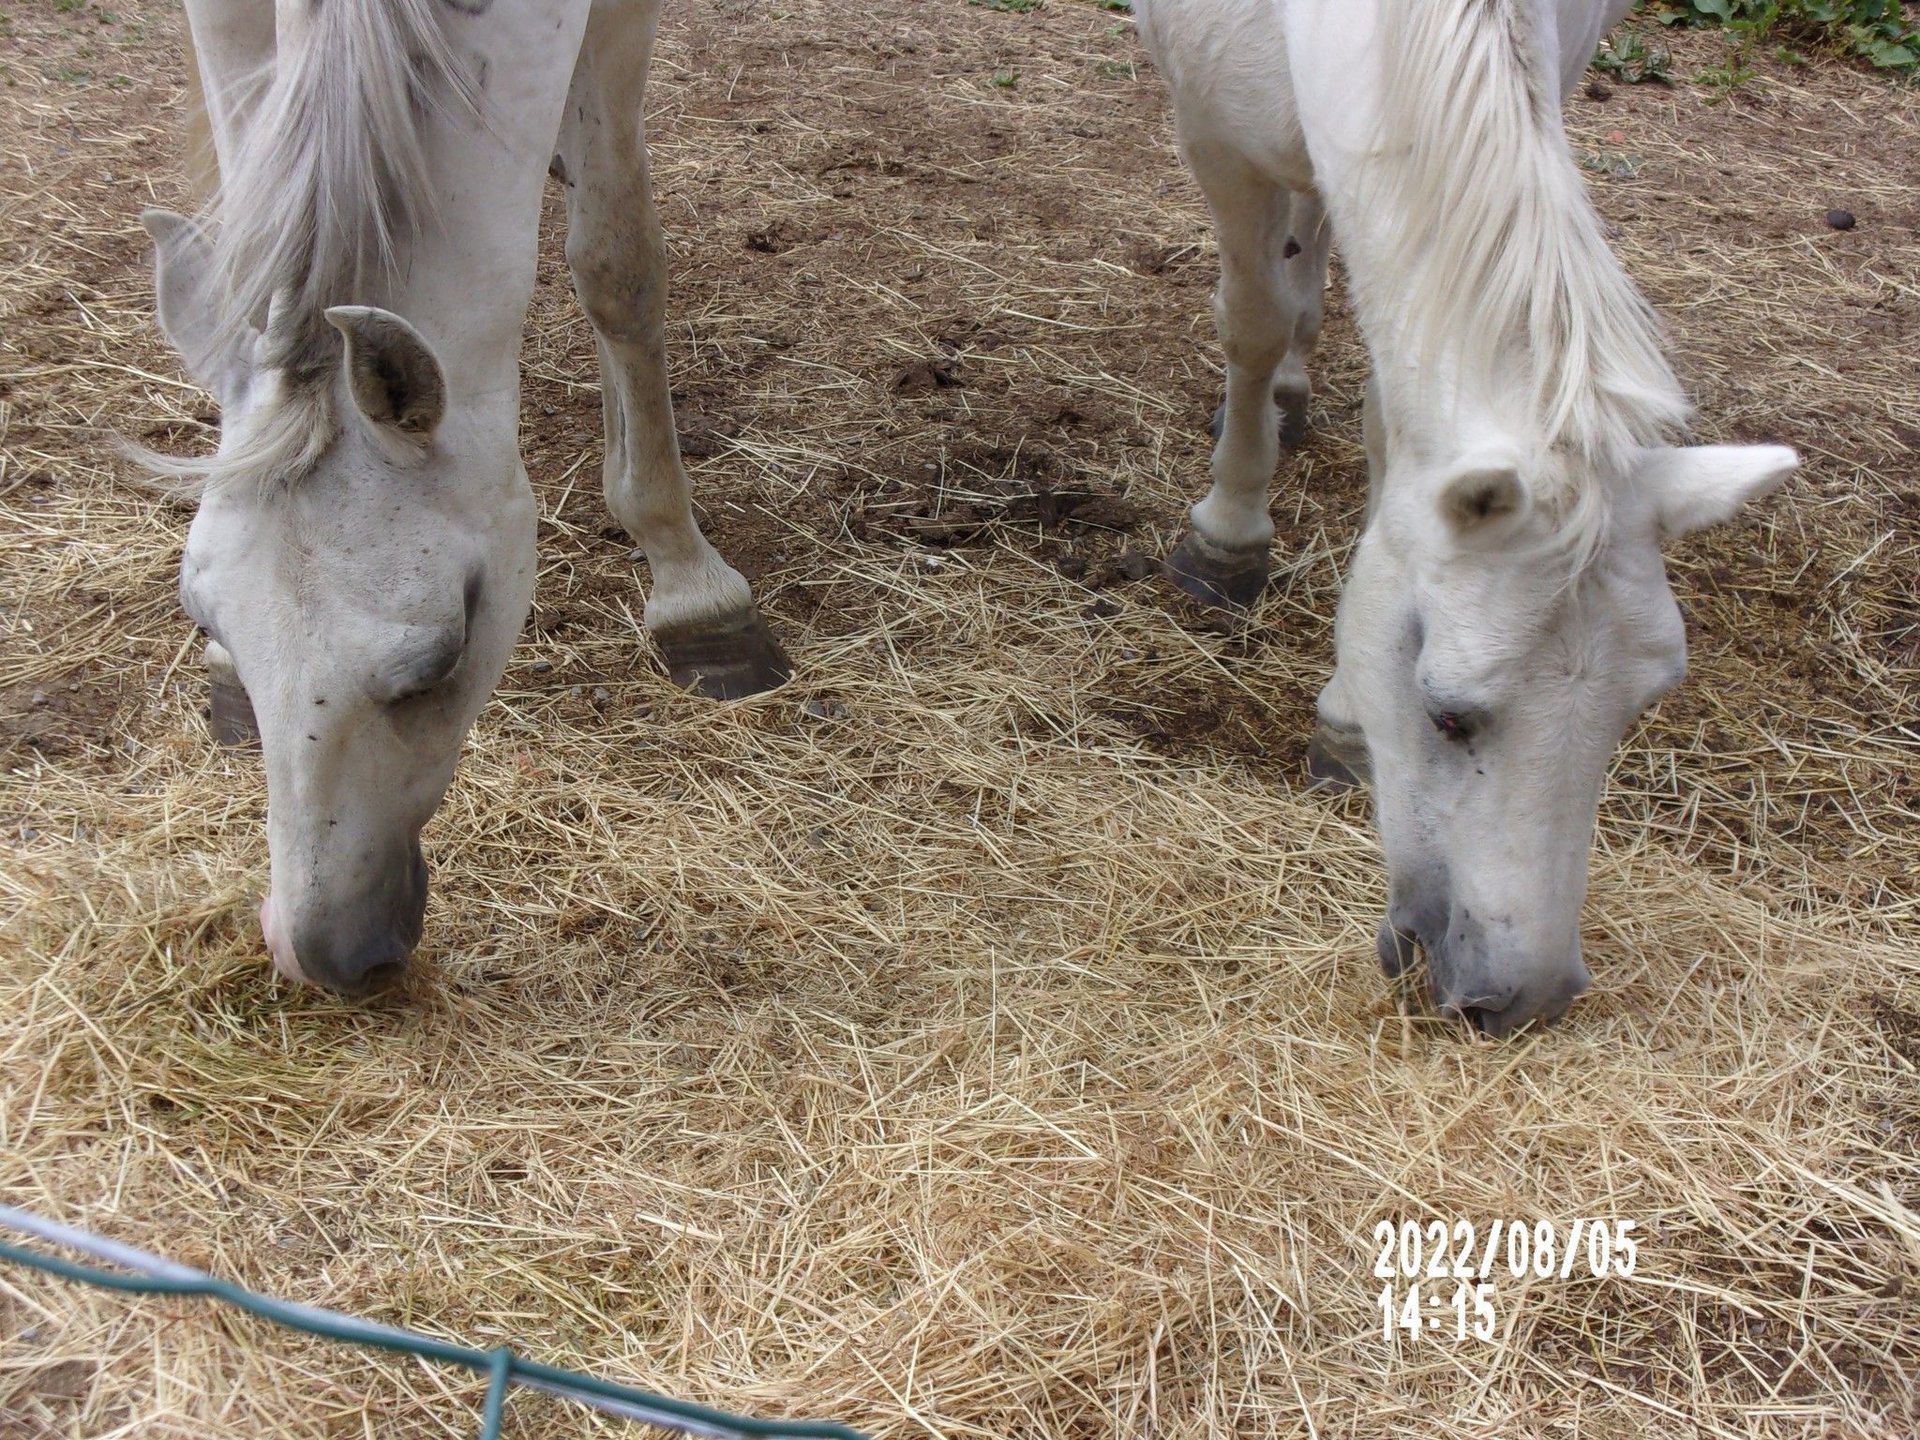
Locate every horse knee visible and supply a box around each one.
[566,225,664,337]
[1215,307,1289,377]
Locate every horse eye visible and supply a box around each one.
[1430,710,1473,741]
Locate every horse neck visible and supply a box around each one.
[1311,0,1688,477]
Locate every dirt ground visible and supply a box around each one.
[2,1,1917,1437]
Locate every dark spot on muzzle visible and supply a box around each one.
[292,843,429,995]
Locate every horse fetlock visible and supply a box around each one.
[1305,720,1370,791]
[652,604,793,700]
[1163,528,1271,610]
[1273,380,1311,451]
[1206,383,1311,450]
[204,639,259,747]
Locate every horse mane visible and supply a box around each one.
[1364,0,1691,551]
[153,0,475,493]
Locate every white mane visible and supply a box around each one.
[1365,0,1691,543]
[150,0,474,493]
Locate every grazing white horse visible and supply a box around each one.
[1136,0,1799,1033]
[147,0,789,993]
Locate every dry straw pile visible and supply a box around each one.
[3,2,1916,1436]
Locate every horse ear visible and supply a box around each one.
[323,306,447,442]
[144,208,246,398]
[1435,450,1529,541]
[1642,444,1797,539]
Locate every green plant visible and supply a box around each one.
[1580,145,1647,178]
[970,0,1043,12]
[1592,27,1677,81]
[991,68,1019,87]
[1640,0,1919,78]
[1696,52,1761,95]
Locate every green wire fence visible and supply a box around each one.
[0,1204,868,1440]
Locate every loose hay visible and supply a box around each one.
[3,2,1917,1437]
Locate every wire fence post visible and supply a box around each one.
[481,1346,515,1440]
[0,1204,869,1440]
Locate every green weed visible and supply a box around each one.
[1641,0,1918,78]
[1593,27,1677,82]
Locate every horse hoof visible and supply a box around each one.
[654,607,793,699]
[1163,530,1270,610]
[1305,722,1370,790]
[205,641,259,747]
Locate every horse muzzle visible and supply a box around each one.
[261,841,429,994]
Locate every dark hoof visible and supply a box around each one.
[1305,722,1370,790]
[206,642,258,747]
[1376,921,1421,979]
[1207,391,1311,449]
[654,607,792,700]
[1163,531,1270,610]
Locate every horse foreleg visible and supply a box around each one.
[181,24,218,203]
[1270,189,1329,450]
[1304,378,1387,793]
[1165,162,1302,609]
[555,0,789,698]
[181,0,273,179]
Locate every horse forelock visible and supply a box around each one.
[171,0,476,497]
[1367,0,1691,563]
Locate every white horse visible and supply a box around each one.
[1135,0,1799,1033]
[147,0,788,993]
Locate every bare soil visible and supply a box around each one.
[2,3,1916,1438]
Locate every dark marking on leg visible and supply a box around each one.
[1163,530,1271,610]
[1282,237,1302,259]
[652,606,793,700]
